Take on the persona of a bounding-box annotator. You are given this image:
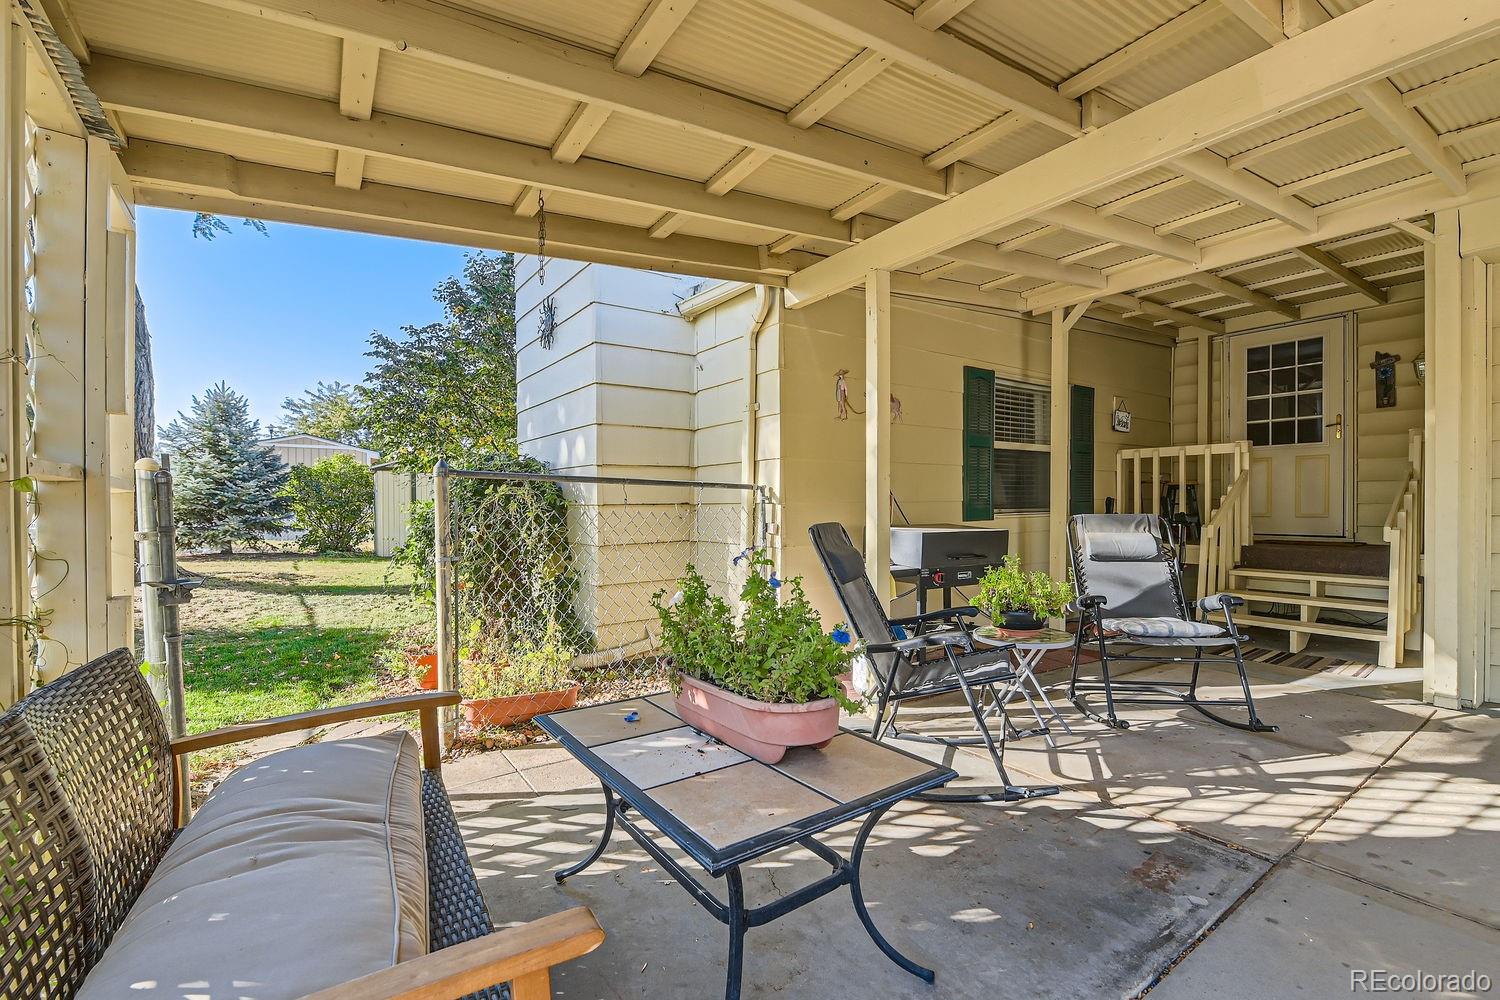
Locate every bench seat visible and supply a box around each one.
[78,732,430,999]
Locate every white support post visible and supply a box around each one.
[1,21,24,702]
[1049,303,1089,579]
[1423,209,1488,708]
[865,270,892,606]
[1196,328,1212,445]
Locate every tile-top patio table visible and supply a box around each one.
[537,693,958,1000]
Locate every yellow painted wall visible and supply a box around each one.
[760,290,1174,624]
[1168,297,1424,542]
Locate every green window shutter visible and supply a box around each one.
[1069,384,1095,516]
[962,366,995,521]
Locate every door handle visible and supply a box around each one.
[1326,413,1343,440]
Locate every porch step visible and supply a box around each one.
[1231,613,1386,641]
[1227,589,1388,613]
[1228,566,1388,589]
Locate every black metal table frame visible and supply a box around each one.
[557,783,930,1000]
[539,711,956,1000]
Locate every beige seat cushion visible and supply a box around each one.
[77,732,428,1000]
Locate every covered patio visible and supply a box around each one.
[4,0,1500,996]
[443,660,1497,998]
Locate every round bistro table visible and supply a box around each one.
[971,626,1077,749]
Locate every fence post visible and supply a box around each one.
[135,458,167,704]
[433,458,454,749]
[136,454,192,824]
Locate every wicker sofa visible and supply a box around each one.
[0,647,604,999]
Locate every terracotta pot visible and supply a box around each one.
[406,651,439,690]
[996,609,1045,632]
[674,674,839,764]
[461,684,580,729]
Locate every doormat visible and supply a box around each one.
[1240,644,1379,678]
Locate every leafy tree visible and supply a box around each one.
[274,380,371,447]
[361,252,517,471]
[286,454,375,552]
[160,382,291,552]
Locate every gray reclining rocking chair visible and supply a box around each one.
[810,522,1059,803]
[1067,513,1276,732]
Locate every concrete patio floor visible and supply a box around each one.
[446,659,1500,999]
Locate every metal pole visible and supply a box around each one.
[137,454,191,824]
[156,455,189,748]
[433,458,454,749]
[134,458,167,704]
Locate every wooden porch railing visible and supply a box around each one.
[1380,429,1423,667]
[1114,441,1253,601]
[1113,441,1252,518]
[1198,467,1252,601]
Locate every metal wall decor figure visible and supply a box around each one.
[537,191,557,350]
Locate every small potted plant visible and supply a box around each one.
[459,626,581,728]
[652,551,860,763]
[974,555,1074,632]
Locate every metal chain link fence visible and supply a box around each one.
[434,468,769,737]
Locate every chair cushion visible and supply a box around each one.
[1102,616,1226,639]
[77,732,428,1000]
[1085,532,1163,562]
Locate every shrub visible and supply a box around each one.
[286,454,374,552]
[460,625,575,699]
[653,551,860,711]
[974,555,1073,621]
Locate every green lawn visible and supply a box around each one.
[178,552,428,756]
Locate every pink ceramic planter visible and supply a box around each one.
[674,674,839,764]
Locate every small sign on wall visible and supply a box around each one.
[1111,399,1132,433]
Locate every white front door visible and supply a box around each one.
[1228,317,1350,538]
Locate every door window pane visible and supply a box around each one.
[1246,335,1328,448]
[1296,418,1324,443]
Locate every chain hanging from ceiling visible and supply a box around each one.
[536,191,557,350]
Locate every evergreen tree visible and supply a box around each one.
[160,382,291,552]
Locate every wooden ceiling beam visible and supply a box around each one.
[1291,244,1388,304]
[786,50,891,128]
[761,0,1082,136]
[1191,271,1301,319]
[1059,2,1229,99]
[188,0,944,196]
[127,143,787,284]
[911,0,977,31]
[89,56,850,242]
[788,0,1500,307]
[1353,79,1467,195]
[1037,200,1201,263]
[614,0,701,76]
[1105,293,1223,333]
[333,38,380,189]
[851,214,1106,288]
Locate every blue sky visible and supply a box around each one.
[136,207,477,431]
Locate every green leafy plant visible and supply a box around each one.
[652,551,861,712]
[459,625,575,700]
[974,555,1074,622]
[286,454,375,552]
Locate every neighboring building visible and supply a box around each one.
[372,467,433,558]
[257,434,378,468]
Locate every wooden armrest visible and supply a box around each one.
[171,691,461,767]
[298,907,605,1000]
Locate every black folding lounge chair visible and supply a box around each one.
[1066,513,1276,732]
[809,522,1059,803]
